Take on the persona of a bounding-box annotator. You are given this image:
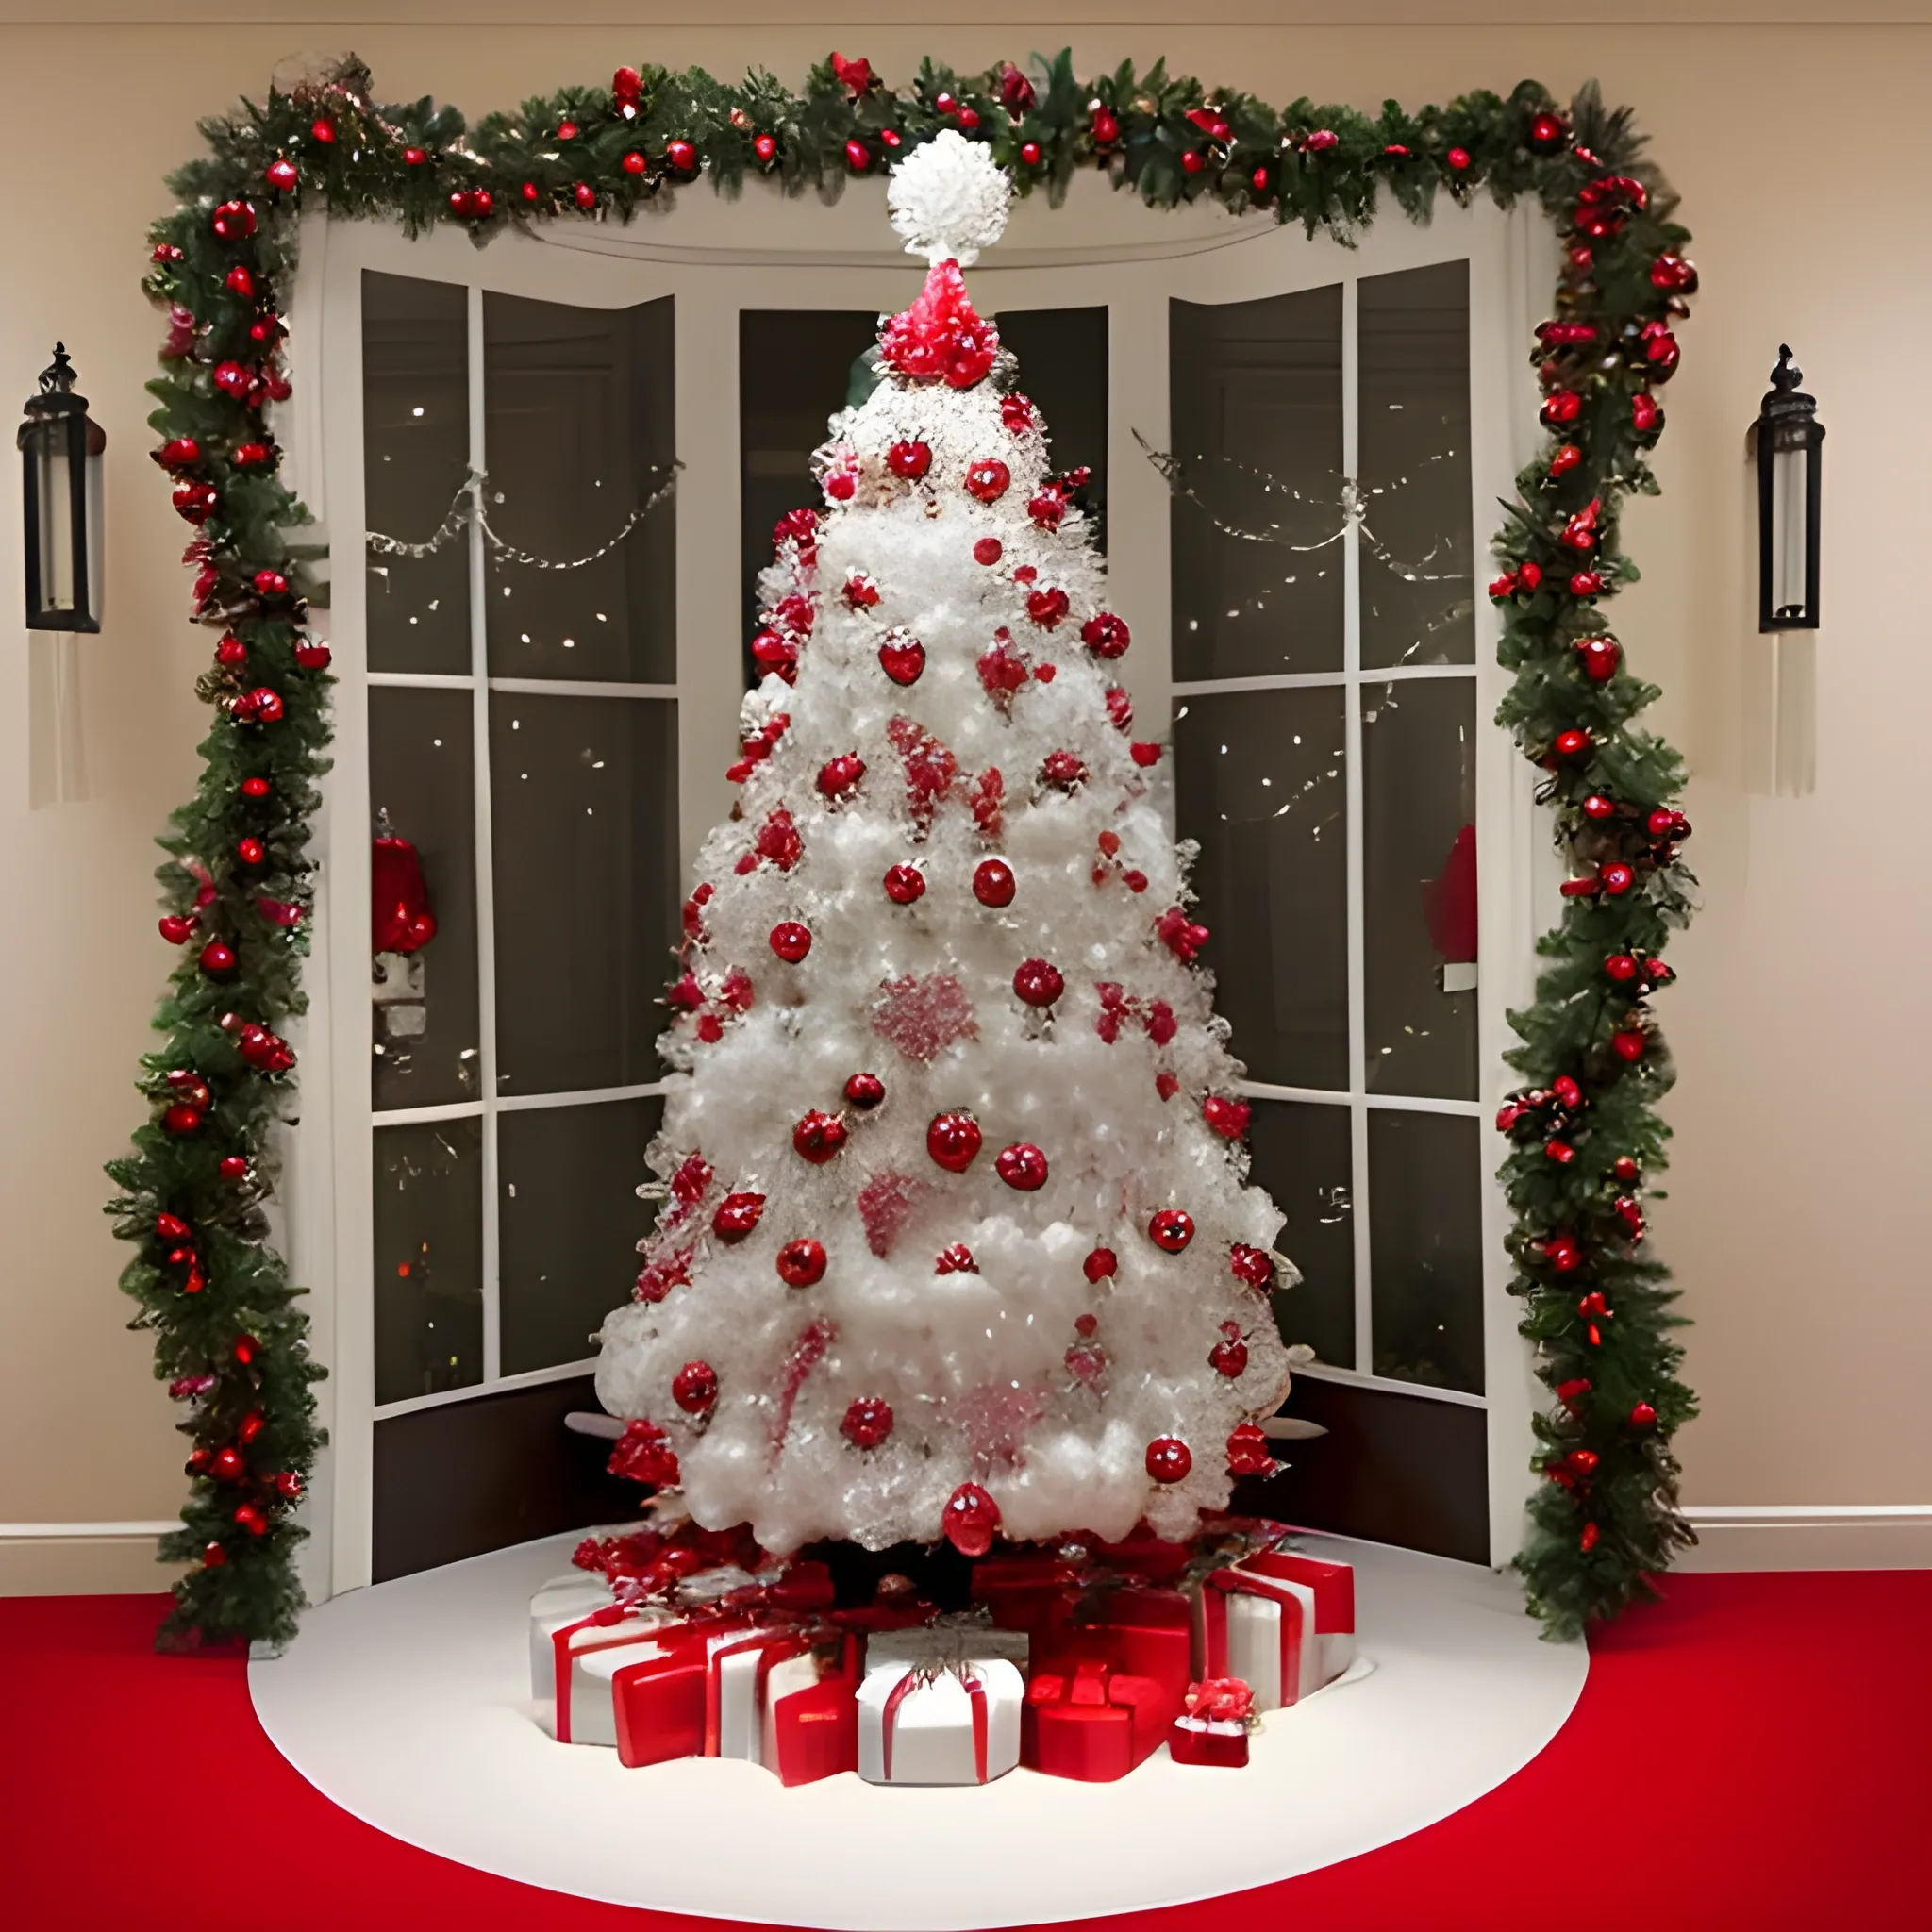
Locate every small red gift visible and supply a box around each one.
[1023,1656,1170,1782]
[1170,1677,1254,1769]
[1033,1584,1192,1731]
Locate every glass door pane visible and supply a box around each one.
[374,1118,484,1405]
[1170,285,1344,679]
[1247,1097,1355,1368]
[362,273,471,675]
[483,292,676,683]
[995,306,1108,552]
[1368,1109,1485,1393]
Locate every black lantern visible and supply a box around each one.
[18,344,106,633]
[1755,345,1823,632]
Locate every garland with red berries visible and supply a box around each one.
[115,49,1694,1648]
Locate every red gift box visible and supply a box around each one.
[762,1634,861,1787]
[1023,1657,1170,1781]
[1033,1585,1192,1729]
[610,1636,710,1768]
[1198,1547,1356,1709]
[971,1555,1081,1631]
[1170,1716,1249,1767]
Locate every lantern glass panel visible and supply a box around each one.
[1770,441,1809,622]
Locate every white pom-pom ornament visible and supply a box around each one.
[888,127,1012,267]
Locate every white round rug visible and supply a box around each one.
[250,1530,1584,1927]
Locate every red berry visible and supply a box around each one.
[1575,636,1620,682]
[1145,1436,1193,1483]
[1083,1246,1117,1283]
[935,1244,977,1274]
[1629,1401,1658,1428]
[942,1481,999,1556]
[974,537,1004,566]
[1149,1208,1194,1253]
[995,1142,1049,1191]
[878,636,925,685]
[199,940,237,975]
[1080,611,1130,658]
[713,1192,766,1242]
[1209,1337,1249,1377]
[775,1239,826,1287]
[883,864,925,905]
[927,1112,982,1174]
[665,139,698,174]
[1612,1156,1641,1184]
[1446,146,1471,171]
[1181,150,1204,175]
[1552,728,1591,758]
[816,752,865,801]
[215,636,248,668]
[965,458,1011,503]
[1203,1096,1251,1140]
[1611,1030,1646,1063]
[769,922,811,963]
[844,139,873,172]
[844,1073,886,1110]
[974,859,1016,908]
[1012,958,1064,1008]
[754,133,777,163]
[236,838,265,867]
[1230,1242,1274,1289]
[672,1360,717,1413]
[792,1111,848,1163]
[842,1397,893,1449]
[622,152,646,175]
[887,441,932,480]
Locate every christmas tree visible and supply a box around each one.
[596,132,1300,1561]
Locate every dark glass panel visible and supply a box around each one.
[1247,1097,1355,1369]
[1170,285,1344,678]
[1363,677,1478,1099]
[362,272,470,675]
[373,1117,483,1407]
[370,688,480,1110]
[483,292,675,683]
[489,692,678,1095]
[1368,1109,1485,1394]
[498,1096,664,1376]
[1358,261,1474,669]
[995,306,1108,552]
[1173,687,1348,1089]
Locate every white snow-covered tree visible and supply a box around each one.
[597,133,1299,1557]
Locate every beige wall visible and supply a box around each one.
[5,8,1928,1589]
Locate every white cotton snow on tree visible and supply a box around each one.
[596,131,1301,1558]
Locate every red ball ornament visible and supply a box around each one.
[1251,166,1272,193]
[237,1410,265,1444]
[403,146,427,166]
[974,537,1004,566]
[754,133,778,164]
[1612,1156,1641,1184]
[265,158,299,192]
[817,752,866,801]
[294,641,332,670]
[844,139,873,173]
[769,921,812,963]
[927,1111,982,1174]
[1599,861,1635,896]
[162,1103,204,1135]
[1575,636,1621,682]
[1582,794,1615,822]
[1611,1030,1647,1063]
[621,151,647,176]
[1552,728,1591,759]
[199,940,238,975]
[973,859,1016,908]
[842,1397,893,1449]
[1149,1208,1194,1253]
[1525,111,1567,153]
[844,1073,886,1110]
[1080,611,1131,658]
[887,440,932,479]
[1209,1337,1248,1377]
[995,1142,1049,1191]
[792,1111,849,1164]
[1091,108,1120,145]
[775,1238,827,1287]
[713,1192,767,1243]
[878,637,926,685]
[1020,142,1042,167]
[1570,569,1607,597]
[1180,150,1204,175]
[219,1155,249,1180]
[212,1445,245,1482]
[1145,1436,1193,1484]
[1230,1242,1274,1289]
[236,837,265,867]
[1446,145,1472,171]
[1083,1246,1117,1283]
[1629,1401,1658,1428]
[942,1481,1000,1556]
[883,864,925,906]
[665,140,698,175]
[965,458,1011,503]
[158,914,197,945]
[1012,958,1064,1008]
[1631,393,1661,435]
[958,108,981,132]
[672,1359,718,1413]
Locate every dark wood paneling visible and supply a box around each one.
[373,1374,639,1583]
[1235,1376,1490,1566]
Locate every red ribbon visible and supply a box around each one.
[880,1664,988,1783]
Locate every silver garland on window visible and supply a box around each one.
[366,461,680,571]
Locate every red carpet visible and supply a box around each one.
[3,1571,1922,1931]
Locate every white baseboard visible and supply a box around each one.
[1677,1504,1932,1572]
[0,1521,184,1596]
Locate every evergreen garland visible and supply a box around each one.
[119,50,1695,1647]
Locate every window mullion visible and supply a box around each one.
[466,283,503,1387]
[1341,275,1373,1378]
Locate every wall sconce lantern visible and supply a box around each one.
[1756,345,1823,632]
[18,344,106,633]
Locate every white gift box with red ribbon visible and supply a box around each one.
[1196,1547,1357,1712]
[551,1602,701,1747]
[529,1574,614,1710]
[857,1632,1025,1785]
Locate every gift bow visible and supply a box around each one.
[1184,1676,1255,1723]
[880,1662,989,1782]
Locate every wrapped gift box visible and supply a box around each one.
[1170,1714,1249,1768]
[1197,1545,1356,1711]
[558,1609,707,1749]
[759,1633,863,1786]
[857,1635,1024,1785]
[1029,1585,1192,1734]
[970,1555,1081,1631]
[529,1573,615,1708]
[1022,1657,1169,1782]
